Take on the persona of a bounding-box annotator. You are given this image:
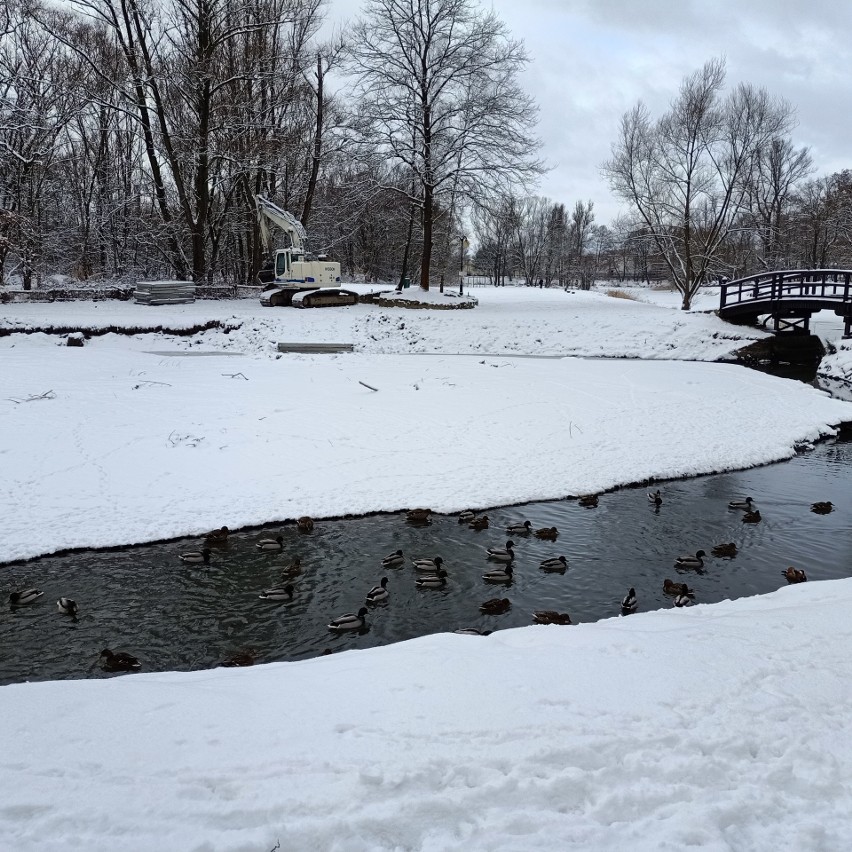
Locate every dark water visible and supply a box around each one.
[2,439,851,685]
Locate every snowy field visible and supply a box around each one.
[3,285,852,850]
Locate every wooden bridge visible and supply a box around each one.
[719,270,852,337]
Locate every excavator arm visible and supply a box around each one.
[255,195,307,252]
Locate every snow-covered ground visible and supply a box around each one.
[2,284,852,850]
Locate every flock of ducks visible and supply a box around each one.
[8,492,835,671]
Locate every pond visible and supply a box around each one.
[2,436,851,685]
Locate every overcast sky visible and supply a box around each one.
[328,0,852,225]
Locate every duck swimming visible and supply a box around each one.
[9,588,43,606]
[416,568,448,589]
[506,520,532,534]
[533,610,573,625]
[366,577,390,603]
[742,510,762,524]
[811,501,834,515]
[179,548,211,565]
[482,565,514,583]
[648,490,662,506]
[711,542,738,558]
[280,557,302,579]
[663,578,693,597]
[256,535,284,551]
[468,515,490,530]
[458,510,477,523]
[381,549,405,569]
[412,556,444,572]
[297,516,314,532]
[258,584,295,601]
[674,549,706,569]
[539,555,568,572]
[327,607,369,631]
[479,597,511,615]
[782,567,807,583]
[578,495,599,508]
[56,597,78,616]
[454,627,492,636]
[205,526,230,544]
[534,527,559,541]
[406,508,432,524]
[99,649,141,673]
[674,594,693,607]
[621,587,638,613]
[729,497,755,510]
[486,541,515,562]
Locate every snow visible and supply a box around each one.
[2,284,852,849]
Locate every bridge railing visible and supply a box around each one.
[720,270,852,310]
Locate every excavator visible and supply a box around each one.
[255,195,350,307]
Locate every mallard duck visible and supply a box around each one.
[258,584,294,601]
[366,577,390,603]
[486,541,515,562]
[729,497,755,510]
[458,510,477,523]
[482,565,514,583]
[534,526,559,541]
[179,547,211,565]
[811,501,834,515]
[578,495,599,508]
[381,549,405,569]
[327,607,369,631]
[416,568,448,589]
[782,567,807,583]
[506,520,532,534]
[674,594,692,607]
[412,556,443,572]
[469,515,490,530]
[9,588,43,606]
[56,597,78,616]
[648,489,662,506]
[532,610,572,625]
[674,549,706,569]
[742,510,762,524]
[406,508,432,524]
[621,587,638,613]
[99,648,141,672]
[454,627,492,636]
[297,516,314,532]
[219,651,255,667]
[663,578,693,596]
[479,597,511,615]
[205,525,230,544]
[256,535,284,551]
[280,557,302,579]
[539,555,568,572]
[711,542,738,558]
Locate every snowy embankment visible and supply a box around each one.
[3,579,852,851]
[1,286,850,564]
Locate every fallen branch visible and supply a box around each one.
[223,372,248,380]
[359,381,379,392]
[6,389,56,404]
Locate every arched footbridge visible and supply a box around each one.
[719,270,852,337]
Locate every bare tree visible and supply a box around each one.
[348,0,543,290]
[603,58,796,309]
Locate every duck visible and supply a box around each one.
[711,542,738,558]
[811,501,834,515]
[506,520,532,534]
[454,627,492,636]
[327,607,369,631]
[729,497,755,510]
[415,568,448,589]
[674,549,706,569]
[539,555,568,572]
[9,588,43,606]
[256,535,284,551]
[56,597,78,616]
[297,516,314,532]
[179,547,211,564]
[381,549,405,569]
[782,567,807,584]
[204,525,230,544]
[621,587,638,613]
[99,648,141,673]
[458,510,477,523]
[482,565,514,583]
[663,578,694,597]
[280,557,302,579]
[366,577,390,603]
[742,510,762,524]
[674,594,693,607]
[486,540,515,562]
[532,610,572,625]
[258,583,295,601]
[578,495,599,508]
[648,489,662,506]
[468,515,490,530]
[479,597,511,615]
[219,651,255,668]
[406,508,432,524]
[534,526,559,541]
[412,556,444,572]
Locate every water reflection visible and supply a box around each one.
[2,439,851,685]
